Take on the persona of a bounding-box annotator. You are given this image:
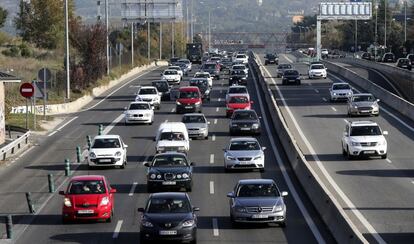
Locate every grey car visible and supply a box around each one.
[182,113,209,139]
[227,179,288,227]
[276,64,293,78]
[229,110,261,135]
[223,138,265,172]
[347,93,380,117]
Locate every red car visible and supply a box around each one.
[176,86,202,113]
[59,175,116,223]
[226,95,252,117]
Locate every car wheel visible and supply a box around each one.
[147,185,156,193]
[88,165,95,170]
[139,234,147,244]
[297,81,301,85]
[157,105,160,110]
[62,216,70,224]
[224,167,231,173]
[204,135,208,140]
[342,143,347,156]
[259,168,265,173]
[347,111,352,117]
[347,146,354,160]
[106,209,113,223]
[374,114,379,117]
[381,153,387,159]
[186,185,192,192]
[120,161,125,169]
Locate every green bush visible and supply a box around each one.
[1,46,20,57]
[0,31,12,46]
[20,45,32,57]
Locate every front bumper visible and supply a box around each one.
[140,226,196,242]
[330,94,352,101]
[147,179,192,190]
[88,157,124,167]
[349,107,379,116]
[224,158,264,170]
[62,205,112,221]
[309,73,326,78]
[348,145,387,157]
[231,210,286,223]
[187,128,208,138]
[176,104,202,113]
[125,115,152,124]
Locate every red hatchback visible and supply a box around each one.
[59,175,116,223]
[176,86,202,113]
[226,95,252,117]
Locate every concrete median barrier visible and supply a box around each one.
[250,54,368,244]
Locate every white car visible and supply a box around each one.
[162,69,181,85]
[194,72,213,87]
[124,101,154,125]
[223,137,265,172]
[169,65,184,77]
[329,82,353,102]
[155,122,190,154]
[341,121,388,159]
[226,85,250,102]
[88,135,128,169]
[233,54,248,64]
[308,64,327,79]
[135,86,161,110]
[231,64,249,75]
[179,59,192,71]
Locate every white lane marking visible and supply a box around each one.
[218,98,222,102]
[112,220,123,239]
[386,159,392,164]
[128,182,138,196]
[331,106,337,112]
[330,73,414,134]
[283,54,294,63]
[259,56,379,243]
[314,89,319,93]
[411,181,414,184]
[48,131,57,137]
[212,218,219,236]
[103,114,125,135]
[209,181,214,194]
[252,60,326,244]
[212,134,216,141]
[210,154,215,164]
[81,68,157,112]
[322,97,327,102]
[171,108,175,112]
[164,119,168,123]
[343,119,349,123]
[216,107,219,112]
[214,119,218,124]
[56,116,78,131]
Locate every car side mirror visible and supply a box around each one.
[143,162,150,167]
[207,121,211,125]
[193,207,200,212]
[223,148,227,152]
[124,144,128,148]
[383,131,388,135]
[110,188,117,193]
[158,92,162,96]
[138,208,145,213]
[258,116,262,119]
[281,191,288,197]
[190,162,196,166]
[160,73,163,76]
[376,99,380,102]
[124,107,127,110]
[227,192,235,198]
[262,147,267,150]
[59,191,65,195]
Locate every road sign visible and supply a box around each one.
[318,2,372,20]
[20,83,34,98]
[37,68,51,82]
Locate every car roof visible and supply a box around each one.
[164,69,178,72]
[230,137,258,142]
[70,175,105,181]
[154,152,188,157]
[150,192,188,199]
[332,82,350,86]
[352,93,373,97]
[228,94,249,98]
[183,113,205,117]
[349,121,378,127]
[179,86,200,91]
[93,135,121,139]
[238,179,275,185]
[139,86,156,89]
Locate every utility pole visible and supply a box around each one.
[64,0,70,100]
[148,20,151,60]
[375,1,378,61]
[186,0,189,42]
[384,0,387,49]
[131,22,134,67]
[208,10,211,51]
[190,0,194,42]
[160,22,162,59]
[404,0,407,43]
[355,19,358,55]
[105,0,110,75]
[172,22,175,57]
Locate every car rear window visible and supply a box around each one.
[278,64,292,69]
[352,95,375,102]
[284,70,299,75]
[160,132,185,141]
[68,180,106,194]
[311,64,325,70]
[333,84,350,90]
[164,70,178,75]
[203,64,216,69]
[92,138,121,148]
[229,87,247,94]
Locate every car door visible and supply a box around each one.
[342,124,350,149]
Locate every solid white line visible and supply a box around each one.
[56,116,78,131]
[314,89,319,93]
[129,182,138,196]
[212,218,219,236]
[209,181,214,194]
[385,159,392,164]
[331,106,337,112]
[259,56,380,243]
[212,134,216,141]
[103,114,125,135]
[322,97,327,102]
[216,107,219,112]
[411,181,414,184]
[251,60,326,244]
[210,154,214,164]
[214,119,218,124]
[283,54,294,63]
[329,73,414,134]
[112,220,123,239]
[48,131,57,137]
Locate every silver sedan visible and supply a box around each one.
[223,138,265,172]
[347,93,380,117]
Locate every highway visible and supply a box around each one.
[0,63,335,243]
[256,52,414,244]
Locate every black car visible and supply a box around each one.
[381,52,395,63]
[139,192,199,244]
[144,152,194,192]
[264,53,279,65]
[152,80,171,101]
[189,78,211,101]
[169,57,180,66]
[276,63,293,78]
[361,52,372,61]
[221,57,233,71]
[396,58,412,71]
[229,110,261,135]
[282,69,301,85]
[229,70,248,86]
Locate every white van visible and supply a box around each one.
[155,122,190,154]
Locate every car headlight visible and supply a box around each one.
[176,101,182,105]
[195,101,201,105]
[141,219,154,228]
[145,112,152,117]
[182,219,195,227]
[226,155,236,160]
[136,97,142,101]
[100,196,109,206]
[199,127,207,131]
[115,151,122,157]
[150,173,157,179]
[176,174,182,179]
[351,141,360,146]
[231,123,238,127]
[178,146,186,151]
[348,92,352,95]
[252,123,259,129]
[235,206,247,213]
[378,140,387,146]
[253,156,262,160]
[182,173,189,179]
[156,174,162,179]
[64,197,72,207]
[89,152,96,158]
[273,205,284,212]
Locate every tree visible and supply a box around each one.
[0,6,7,28]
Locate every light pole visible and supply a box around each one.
[208,10,211,51]
[384,0,387,49]
[404,0,407,43]
[64,0,70,100]
[105,0,109,75]
[375,1,378,61]
[191,0,194,42]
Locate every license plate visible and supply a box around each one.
[252,214,268,219]
[240,128,251,131]
[162,181,176,185]
[78,209,94,214]
[361,110,370,113]
[159,230,177,235]
[99,159,112,163]
[185,106,193,109]
[364,150,375,154]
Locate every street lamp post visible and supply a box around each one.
[384,0,387,49]
[208,10,211,51]
[375,1,378,61]
[404,0,407,43]
[64,0,70,100]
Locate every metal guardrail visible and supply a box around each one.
[0,128,30,161]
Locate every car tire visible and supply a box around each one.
[62,216,70,224]
[88,165,95,170]
[347,111,352,117]
[147,185,156,193]
[259,168,265,173]
[186,185,192,192]
[157,105,160,110]
[204,135,208,140]
[347,146,354,160]
[297,81,301,85]
[342,144,347,156]
[224,167,231,173]
[381,153,387,159]
[139,234,147,244]
[106,210,113,223]
[120,161,126,169]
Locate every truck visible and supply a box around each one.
[186,43,203,64]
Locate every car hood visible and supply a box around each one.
[177,98,200,104]
[226,150,262,157]
[90,148,122,157]
[157,140,188,148]
[230,119,258,124]
[185,123,207,129]
[351,101,376,107]
[235,197,283,207]
[227,103,250,109]
[70,194,102,206]
[148,166,192,175]
[144,213,193,226]
[126,109,151,115]
[163,75,179,79]
[350,135,385,143]
[331,89,352,93]
[137,94,157,99]
[310,69,325,72]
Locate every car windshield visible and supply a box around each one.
[160,132,185,141]
[92,138,121,148]
[278,64,292,69]
[350,126,382,136]
[182,115,206,123]
[333,84,350,90]
[352,95,375,102]
[233,65,244,70]
[203,64,216,69]
[152,155,188,167]
[229,96,248,103]
[284,70,299,75]
[152,82,168,91]
[170,66,181,71]
[229,141,260,150]
[231,70,246,75]
[129,103,150,110]
[190,80,208,88]
[179,59,190,64]
[179,91,199,99]
[311,65,325,69]
[236,183,279,198]
[164,70,177,75]
[147,198,191,213]
[266,54,275,58]
[68,180,106,194]
[229,87,247,94]
[139,88,157,95]
[236,55,246,58]
[233,111,257,120]
[195,73,210,78]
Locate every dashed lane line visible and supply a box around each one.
[209,154,215,164]
[331,107,337,112]
[209,181,215,194]
[128,182,138,196]
[212,218,219,236]
[112,220,123,239]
